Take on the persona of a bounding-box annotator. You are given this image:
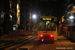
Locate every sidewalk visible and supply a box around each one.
[57,36,67,40]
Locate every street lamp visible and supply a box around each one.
[33,14,36,19]
[32,14,37,28]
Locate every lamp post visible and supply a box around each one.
[32,14,37,28]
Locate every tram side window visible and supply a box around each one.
[38,22,45,30]
[50,23,56,30]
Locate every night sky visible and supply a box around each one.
[37,0,69,26]
[39,0,66,19]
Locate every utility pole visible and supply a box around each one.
[4,0,10,34]
[29,0,31,31]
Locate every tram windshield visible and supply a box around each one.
[38,21,56,31]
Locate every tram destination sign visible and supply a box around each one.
[40,18,54,21]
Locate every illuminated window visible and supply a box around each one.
[10,14,12,19]
[1,11,4,18]
[13,27,16,30]
[10,1,12,8]
[17,4,19,9]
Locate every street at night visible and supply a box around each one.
[0,0,75,50]
[0,35,74,50]
[16,35,75,50]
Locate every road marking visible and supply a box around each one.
[37,44,52,50]
[37,44,42,50]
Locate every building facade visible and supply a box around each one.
[20,0,39,31]
[0,0,20,35]
[64,4,75,26]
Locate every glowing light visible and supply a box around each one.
[33,15,36,19]
[10,14,12,18]
[18,10,20,12]
[40,34,43,37]
[50,34,54,37]
[41,39,44,41]
[43,18,52,20]
[62,16,64,22]
[69,16,74,19]
[17,4,19,9]
[13,27,16,30]
[16,3,20,24]
[41,35,43,37]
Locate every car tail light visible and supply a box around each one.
[50,34,54,37]
[40,34,43,37]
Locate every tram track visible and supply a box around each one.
[0,36,36,50]
[8,37,36,50]
[0,36,28,47]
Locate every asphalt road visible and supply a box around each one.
[1,35,75,50]
[16,36,75,50]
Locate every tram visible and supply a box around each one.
[37,16,57,42]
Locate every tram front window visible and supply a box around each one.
[38,21,56,31]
